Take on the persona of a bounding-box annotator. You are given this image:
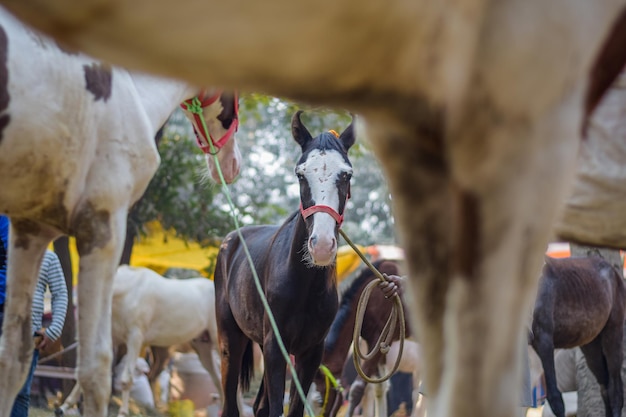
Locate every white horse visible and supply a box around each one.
[2,3,626,417]
[57,265,221,417]
[0,9,241,417]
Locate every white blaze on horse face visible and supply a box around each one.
[298,148,352,266]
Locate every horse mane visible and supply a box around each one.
[301,131,352,157]
[324,259,390,353]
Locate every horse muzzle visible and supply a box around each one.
[308,234,337,266]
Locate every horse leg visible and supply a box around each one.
[531,335,564,417]
[582,329,623,417]
[253,375,268,417]
[74,209,128,417]
[0,226,50,416]
[580,338,611,415]
[599,295,625,417]
[116,328,144,417]
[263,334,287,417]
[56,381,83,416]
[217,322,248,417]
[287,344,324,417]
[146,345,170,408]
[373,363,389,417]
[347,355,381,417]
[190,334,224,400]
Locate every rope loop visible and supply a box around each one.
[339,229,406,384]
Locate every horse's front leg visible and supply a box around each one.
[74,208,128,417]
[56,380,83,416]
[287,343,324,417]
[0,223,51,416]
[263,334,287,417]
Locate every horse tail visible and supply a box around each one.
[239,340,254,392]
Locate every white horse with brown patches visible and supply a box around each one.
[0,8,240,417]
[2,2,626,417]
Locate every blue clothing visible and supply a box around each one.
[10,349,39,417]
[0,214,8,306]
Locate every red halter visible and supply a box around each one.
[180,89,239,155]
[300,203,344,226]
[299,185,350,227]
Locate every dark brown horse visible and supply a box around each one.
[214,111,355,417]
[311,259,411,417]
[530,256,626,417]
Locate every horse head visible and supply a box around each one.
[181,89,242,183]
[292,110,355,266]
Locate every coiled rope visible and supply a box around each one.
[339,229,406,384]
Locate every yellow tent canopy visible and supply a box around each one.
[59,222,217,284]
[59,221,402,284]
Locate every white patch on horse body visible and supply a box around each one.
[297,148,352,265]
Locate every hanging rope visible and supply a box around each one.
[338,229,406,384]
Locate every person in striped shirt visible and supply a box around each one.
[11,248,68,417]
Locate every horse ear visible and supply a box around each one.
[339,117,356,151]
[292,110,313,147]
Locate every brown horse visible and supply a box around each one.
[311,259,412,417]
[530,256,626,417]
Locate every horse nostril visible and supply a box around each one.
[310,235,318,247]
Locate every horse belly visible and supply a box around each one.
[553,310,609,348]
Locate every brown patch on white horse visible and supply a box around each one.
[83,62,112,102]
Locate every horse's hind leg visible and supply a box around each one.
[146,345,170,407]
[580,337,614,417]
[116,328,144,417]
[191,334,224,400]
[217,322,249,417]
[531,336,564,417]
[56,381,83,416]
[584,306,624,417]
[600,281,626,417]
